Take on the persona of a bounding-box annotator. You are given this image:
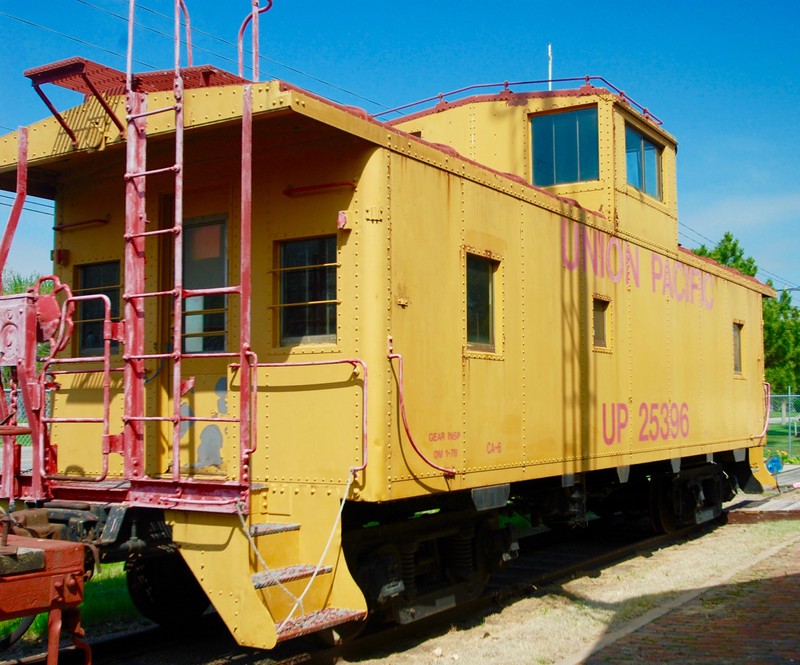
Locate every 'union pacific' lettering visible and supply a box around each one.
[561,218,714,310]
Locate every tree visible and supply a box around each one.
[691,234,800,393]
[762,288,800,393]
[693,231,758,277]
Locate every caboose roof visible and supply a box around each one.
[0,60,774,296]
[0,60,597,220]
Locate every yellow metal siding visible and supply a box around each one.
[5,80,769,504]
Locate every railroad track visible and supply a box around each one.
[0,518,716,665]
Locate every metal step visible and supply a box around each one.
[276,608,367,642]
[249,522,300,537]
[252,564,332,590]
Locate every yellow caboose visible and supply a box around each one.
[0,52,771,648]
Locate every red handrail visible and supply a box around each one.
[388,348,456,477]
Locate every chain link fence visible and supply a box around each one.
[768,393,800,458]
[2,389,55,447]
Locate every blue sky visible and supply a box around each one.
[1,0,798,292]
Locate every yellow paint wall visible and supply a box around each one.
[6,83,767,505]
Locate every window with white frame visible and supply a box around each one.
[277,236,338,346]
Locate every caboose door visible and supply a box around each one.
[147,194,236,482]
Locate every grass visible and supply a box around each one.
[0,562,143,645]
[764,423,800,464]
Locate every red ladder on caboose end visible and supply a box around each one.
[119,0,257,510]
[0,1,260,512]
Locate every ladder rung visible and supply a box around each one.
[183,286,241,298]
[126,352,175,361]
[127,104,180,121]
[125,289,178,300]
[125,165,180,180]
[252,564,331,590]
[249,523,300,537]
[277,608,367,642]
[126,227,179,240]
[0,425,32,436]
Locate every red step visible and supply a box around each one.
[276,608,367,642]
[249,522,300,537]
[252,564,331,589]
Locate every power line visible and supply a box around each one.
[678,221,717,247]
[0,200,54,217]
[3,3,388,115]
[757,267,799,290]
[0,194,54,212]
[74,0,241,70]
[679,223,799,289]
[0,10,157,69]
[78,0,389,110]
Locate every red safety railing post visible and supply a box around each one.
[0,128,28,500]
[239,80,254,484]
[170,0,187,482]
[123,0,147,479]
[0,128,28,288]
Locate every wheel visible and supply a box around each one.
[649,474,679,534]
[125,552,210,627]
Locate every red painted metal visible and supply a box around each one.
[0,130,28,501]
[123,86,147,482]
[25,58,126,140]
[136,66,247,91]
[0,127,28,289]
[388,347,455,476]
[0,533,90,664]
[239,80,254,483]
[283,181,357,197]
[126,477,247,512]
[24,56,245,96]
[40,294,114,484]
[52,218,108,233]
[376,76,663,126]
[237,1,273,79]
[276,608,366,642]
[178,0,193,67]
[170,0,187,484]
[25,58,125,94]
[0,1,275,513]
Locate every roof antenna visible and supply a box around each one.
[548,44,553,91]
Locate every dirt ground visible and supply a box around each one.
[342,512,800,665]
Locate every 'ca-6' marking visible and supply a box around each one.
[602,402,690,445]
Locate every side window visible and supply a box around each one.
[593,297,610,349]
[74,261,121,357]
[183,215,227,353]
[466,253,498,351]
[733,321,743,374]
[532,107,599,186]
[278,236,337,346]
[625,125,662,199]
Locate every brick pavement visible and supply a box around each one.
[581,535,800,664]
